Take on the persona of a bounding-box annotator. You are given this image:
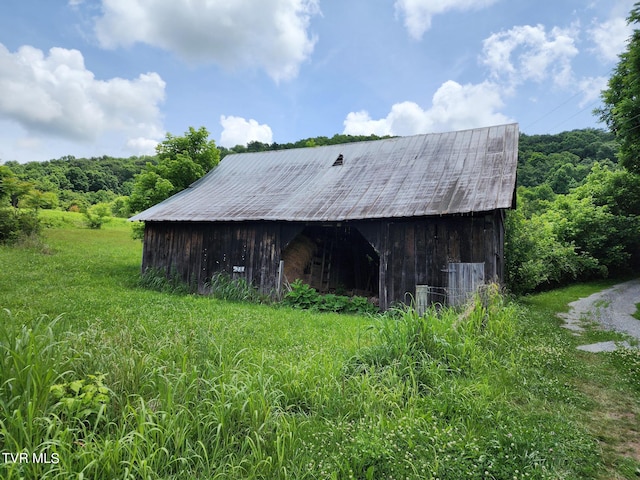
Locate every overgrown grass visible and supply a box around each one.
[0,212,636,478]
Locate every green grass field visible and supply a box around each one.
[0,212,638,479]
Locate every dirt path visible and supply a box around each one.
[557,278,640,352]
[556,280,640,473]
[557,280,640,473]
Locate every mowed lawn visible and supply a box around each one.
[0,212,638,479]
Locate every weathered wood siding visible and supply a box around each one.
[356,212,503,310]
[141,211,504,310]
[142,222,302,294]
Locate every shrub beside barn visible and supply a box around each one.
[130,123,519,310]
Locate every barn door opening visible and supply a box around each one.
[446,262,485,306]
[281,225,379,299]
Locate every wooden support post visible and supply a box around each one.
[276,260,284,297]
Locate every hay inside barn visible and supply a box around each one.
[282,226,379,296]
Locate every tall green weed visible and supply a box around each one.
[346,284,518,379]
[283,279,378,315]
[300,287,599,479]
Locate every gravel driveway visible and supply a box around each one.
[557,278,640,352]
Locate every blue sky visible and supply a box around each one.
[0,0,635,163]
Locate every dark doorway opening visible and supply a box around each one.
[282,225,379,299]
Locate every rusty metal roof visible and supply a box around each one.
[130,123,519,222]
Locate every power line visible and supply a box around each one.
[522,91,583,131]
[548,99,602,132]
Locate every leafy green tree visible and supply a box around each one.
[246,141,269,152]
[128,127,220,213]
[0,165,14,206]
[517,139,611,191]
[156,126,219,172]
[562,164,640,271]
[86,170,118,192]
[128,171,175,213]
[547,195,623,272]
[84,202,112,229]
[508,162,640,294]
[518,151,552,187]
[0,166,43,242]
[596,2,640,173]
[66,166,90,192]
[548,161,589,194]
[504,208,599,294]
[0,168,33,208]
[154,154,204,192]
[58,190,90,212]
[22,190,58,211]
[516,184,556,218]
[573,162,640,216]
[110,196,131,218]
[85,190,117,205]
[518,129,616,162]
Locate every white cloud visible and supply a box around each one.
[578,76,608,107]
[0,43,165,149]
[126,137,159,155]
[395,0,499,40]
[588,17,631,62]
[219,115,274,148]
[94,0,320,82]
[343,81,512,136]
[608,0,637,18]
[482,24,579,88]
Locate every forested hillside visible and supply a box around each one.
[518,128,618,192]
[0,128,616,210]
[508,129,639,293]
[1,127,639,294]
[1,155,156,212]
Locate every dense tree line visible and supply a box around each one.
[2,155,156,212]
[218,133,392,159]
[517,129,618,193]
[3,128,615,212]
[505,164,640,293]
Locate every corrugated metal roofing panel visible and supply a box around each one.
[130,123,519,222]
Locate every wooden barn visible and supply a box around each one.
[130,123,519,310]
